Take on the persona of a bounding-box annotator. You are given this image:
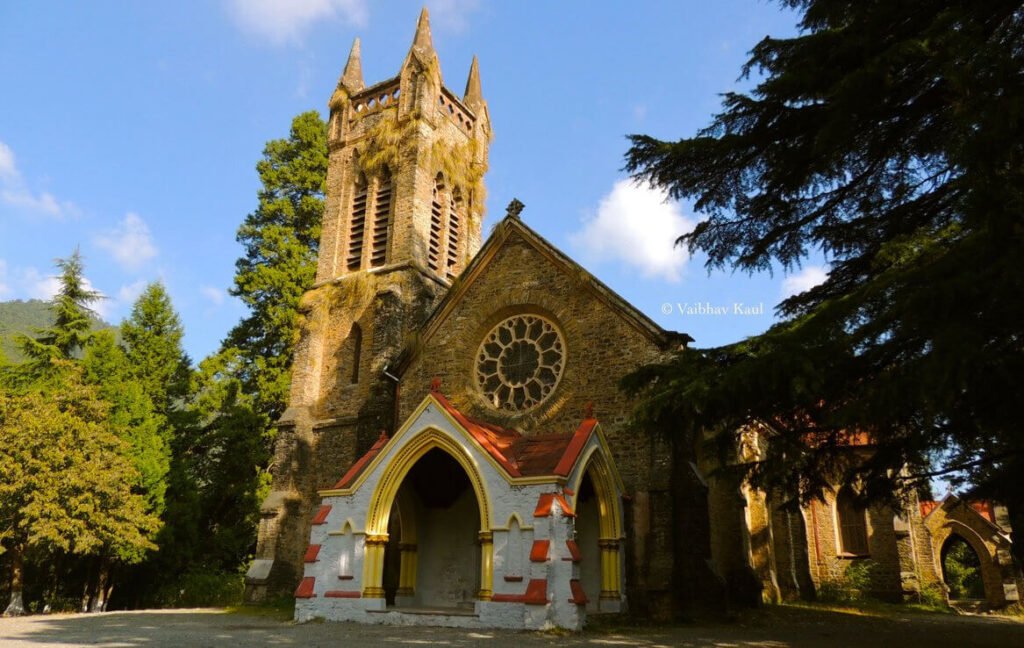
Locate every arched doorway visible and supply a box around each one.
[572,451,624,612]
[363,431,493,609]
[941,534,985,601]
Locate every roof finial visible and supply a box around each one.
[340,37,364,92]
[584,402,594,419]
[506,198,525,219]
[411,7,434,57]
[430,376,442,393]
[464,55,483,109]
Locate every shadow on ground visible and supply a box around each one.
[0,604,1022,647]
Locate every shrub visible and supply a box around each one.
[151,571,245,608]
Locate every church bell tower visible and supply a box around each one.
[246,8,491,602]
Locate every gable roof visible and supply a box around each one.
[394,214,692,375]
[328,391,604,491]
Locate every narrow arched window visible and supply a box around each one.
[427,175,444,272]
[350,324,362,384]
[338,522,355,580]
[370,171,392,267]
[836,485,869,556]
[347,174,368,271]
[446,188,462,280]
[506,517,523,580]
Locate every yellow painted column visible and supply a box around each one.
[598,538,621,600]
[362,534,389,598]
[397,542,417,597]
[478,531,493,600]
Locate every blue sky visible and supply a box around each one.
[0,1,821,362]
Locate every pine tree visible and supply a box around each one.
[623,0,1024,555]
[226,110,328,421]
[120,282,191,414]
[83,330,170,518]
[17,249,102,374]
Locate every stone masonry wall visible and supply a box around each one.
[396,227,682,615]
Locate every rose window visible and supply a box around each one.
[476,315,565,411]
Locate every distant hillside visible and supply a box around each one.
[0,299,117,363]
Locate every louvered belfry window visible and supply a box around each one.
[428,176,444,272]
[446,190,462,279]
[347,175,368,271]
[370,173,392,268]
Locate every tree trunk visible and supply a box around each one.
[90,556,111,612]
[3,545,26,616]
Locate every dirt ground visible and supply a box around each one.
[0,604,1022,648]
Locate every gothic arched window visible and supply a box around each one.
[347,173,369,271]
[836,485,869,556]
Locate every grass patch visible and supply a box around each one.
[784,598,953,619]
[225,596,295,622]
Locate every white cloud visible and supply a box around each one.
[0,140,79,219]
[225,0,368,45]
[0,260,10,298]
[20,267,61,301]
[200,285,225,306]
[781,265,828,298]
[94,213,158,272]
[0,141,17,182]
[427,0,480,32]
[118,279,148,305]
[80,277,113,320]
[570,179,695,283]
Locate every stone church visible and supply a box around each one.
[244,10,1022,629]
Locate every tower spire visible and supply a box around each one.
[340,37,364,93]
[464,55,483,110]
[409,7,435,61]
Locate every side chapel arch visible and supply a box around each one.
[362,429,494,601]
[933,520,1005,607]
[570,445,624,604]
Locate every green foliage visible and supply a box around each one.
[121,282,191,414]
[919,583,949,609]
[83,330,170,520]
[17,250,102,369]
[623,1,1024,528]
[151,570,245,608]
[0,363,159,563]
[227,110,327,422]
[0,299,115,363]
[942,538,985,600]
[816,560,880,603]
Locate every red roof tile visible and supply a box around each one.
[328,393,603,489]
[332,432,391,489]
[310,505,331,525]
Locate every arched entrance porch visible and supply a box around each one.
[363,430,493,609]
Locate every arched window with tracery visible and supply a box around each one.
[836,485,869,556]
[370,169,392,267]
[347,173,369,271]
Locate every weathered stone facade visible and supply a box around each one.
[246,9,1022,625]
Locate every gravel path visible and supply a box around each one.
[0,605,1022,647]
